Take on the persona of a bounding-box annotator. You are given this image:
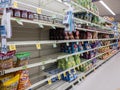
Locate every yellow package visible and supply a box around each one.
[2,74,20,90]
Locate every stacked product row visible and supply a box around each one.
[0,52,31,90]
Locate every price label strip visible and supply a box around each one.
[36,43,41,49]
[9,44,16,51]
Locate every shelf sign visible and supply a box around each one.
[37,8,42,14]
[36,43,41,49]
[9,44,16,51]
[13,1,18,8]
[48,79,52,85]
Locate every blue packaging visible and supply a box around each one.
[0,26,6,37]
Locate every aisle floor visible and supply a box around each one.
[72,52,120,90]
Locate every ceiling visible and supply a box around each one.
[18,0,120,21]
[94,0,120,21]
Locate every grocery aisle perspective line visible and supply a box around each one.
[72,52,120,90]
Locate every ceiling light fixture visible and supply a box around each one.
[99,0,116,15]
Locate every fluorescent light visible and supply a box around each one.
[99,0,116,15]
[57,0,62,3]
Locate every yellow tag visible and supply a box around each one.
[57,74,61,80]
[36,43,41,49]
[94,68,96,71]
[83,76,86,79]
[68,70,71,74]
[74,68,76,74]
[48,79,52,85]
[37,8,42,14]
[63,72,66,77]
[77,67,79,70]
[13,1,18,8]
[9,45,16,51]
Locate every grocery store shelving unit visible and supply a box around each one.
[0,0,119,90]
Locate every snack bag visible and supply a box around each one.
[17,70,31,90]
[74,55,81,65]
[15,52,30,67]
[0,74,19,90]
[0,51,16,70]
[3,74,20,90]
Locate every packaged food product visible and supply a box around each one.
[21,10,28,19]
[17,70,31,90]
[0,51,16,70]
[0,74,19,90]
[27,11,34,20]
[13,8,21,18]
[15,52,30,67]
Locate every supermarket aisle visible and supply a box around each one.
[72,52,120,90]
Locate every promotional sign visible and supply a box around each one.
[0,0,12,8]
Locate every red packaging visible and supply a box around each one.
[13,8,21,18]
[27,12,34,20]
[21,10,28,19]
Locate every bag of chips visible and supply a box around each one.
[17,70,31,90]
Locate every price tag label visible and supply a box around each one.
[38,24,44,28]
[66,42,69,46]
[82,41,84,44]
[37,8,42,14]
[42,61,45,65]
[36,43,41,49]
[51,26,56,29]
[74,68,76,74]
[77,42,79,45]
[22,66,27,70]
[57,74,61,80]
[0,70,5,76]
[53,43,57,48]
[63,72,67,77]
[83,75,86,79]
[9,44,16,51]
[15,18,23,25]
[77,67,79,70]
[68,70,71,74]
[48,79,52,85]
[13,1,18,8]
